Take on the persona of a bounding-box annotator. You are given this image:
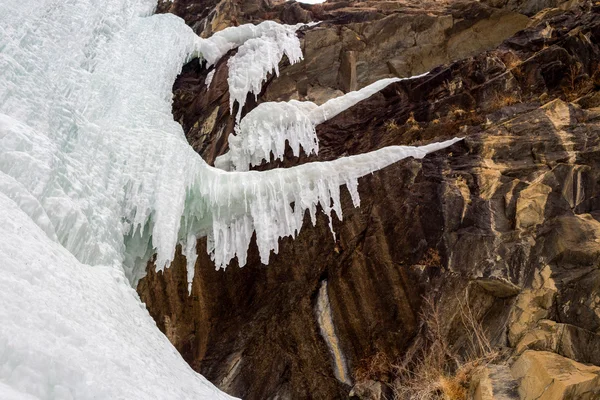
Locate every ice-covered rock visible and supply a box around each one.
[226,23,306,122]
[218,74,431,172]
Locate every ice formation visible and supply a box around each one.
[0,0,460,396]
[226,23,306,121]
[205,70,216,88]
[217,74,431,171]
[219,101,319,171]
[0,188,234,400]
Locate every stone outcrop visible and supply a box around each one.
[512,350,600,399]
[515,320,600,366]
[470,364,520,400]
[138,0,600,398]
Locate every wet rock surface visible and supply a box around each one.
[138,0,600,398]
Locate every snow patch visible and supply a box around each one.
[205,70,215,88]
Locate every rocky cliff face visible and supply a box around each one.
[138,0,600,398]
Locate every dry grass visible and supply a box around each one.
[511,65,525,82]
[448,105,467,120]
[405,112,418,127]
[390,294,500,400]
[418,249,442,268]
[506,59,522,70]
[491,92,521,109]
[567,63,582,92]
[354,351,394,383]
[562,63,583,101]
[385,119,400,132]
[562,62,595,101]
[351,289,499,400]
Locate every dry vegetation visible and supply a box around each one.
[385,119,400,132]
[353,292,500,400]
[418,248,442,268]
[563,62,586,101]
[561,61,600,101]
[392,295,499,400]
[491,92,521,109]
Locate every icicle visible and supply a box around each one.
[218,73,432,172]
[0,2,459,295]
[227,25,305,122]
[221,101,318,171]
[199,138,462,270]
[183,233,198,294]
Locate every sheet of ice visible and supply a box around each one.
[0,187,234,400]
[218,74,430,171]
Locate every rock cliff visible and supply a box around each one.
[138,0,600,398]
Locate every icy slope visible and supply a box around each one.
[0,1,238,397]
[0,188,233,400]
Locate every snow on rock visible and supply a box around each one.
[307,75,428,125]
[195,20,306,67]
[205,69,216,88]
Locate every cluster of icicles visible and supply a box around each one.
[0,9,460,295]
[185,22,461,293]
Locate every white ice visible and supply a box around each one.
[226,23,306,122]
[217,74,430,171]
[0,0,459,396]
[218,101,318,172]
[205,69,216,88]
[0,187,234,400]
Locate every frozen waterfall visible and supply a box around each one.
[0,0,459,398]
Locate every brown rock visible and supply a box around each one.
[511,350,600,399]
[516,320,600,366]
[470,364,520,400]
